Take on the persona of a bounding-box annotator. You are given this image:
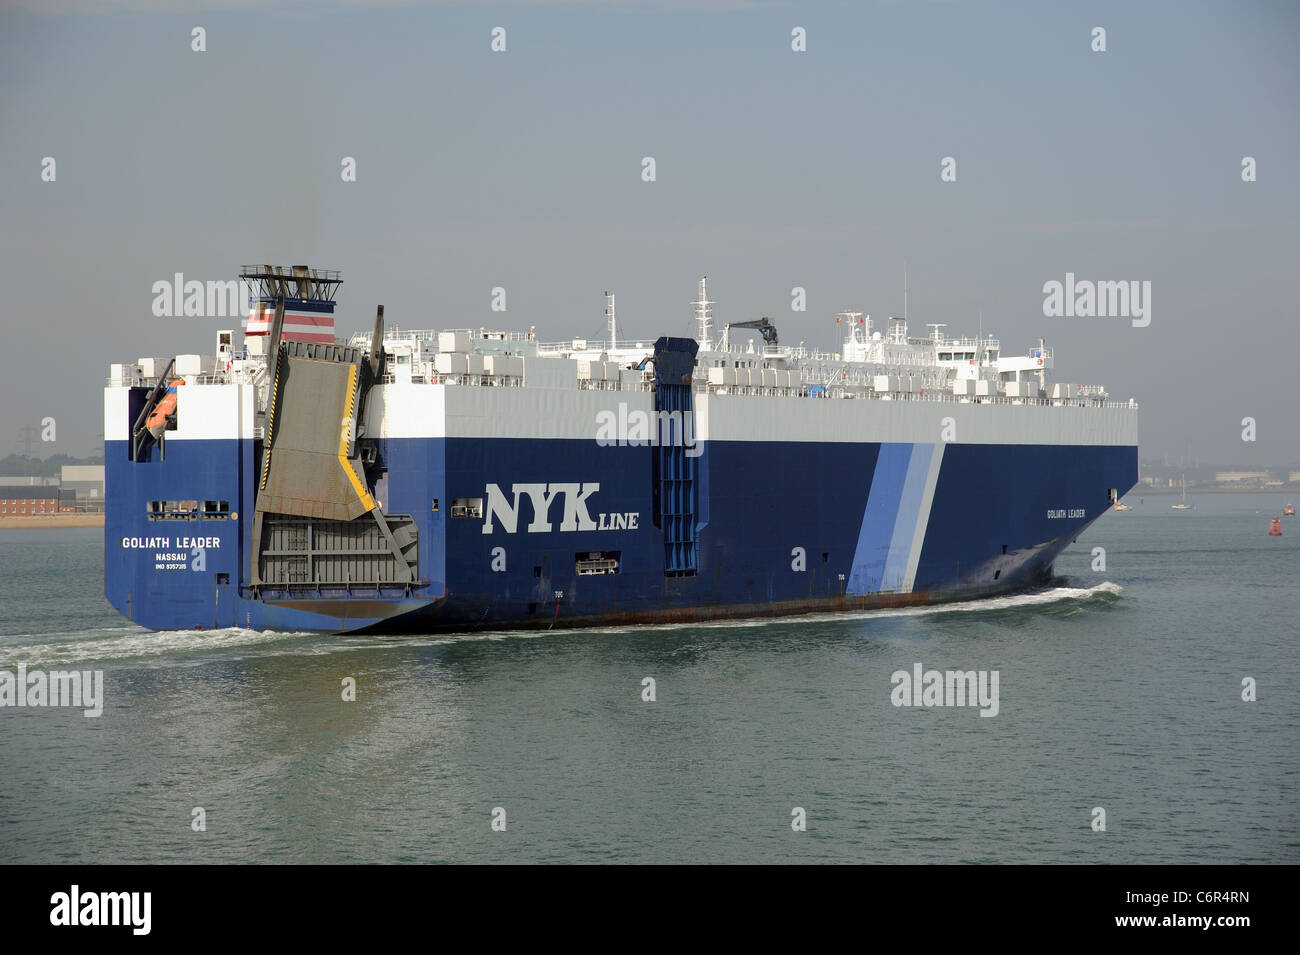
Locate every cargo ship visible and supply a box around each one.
[104,266,1139,633]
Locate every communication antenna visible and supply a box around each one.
[693,276,714,350]
[604,291,617,351]
[16,424,38,457]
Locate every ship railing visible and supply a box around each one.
[577,378,653,392]
[442,374,525,388]
[438,327,533,343]
[387,329,440,342]
[379,372,527,388]
[345,329,439,347]
[695,381,1136,409]
[536,339,659,356]
[107,374,167,389]
[925,336,1001,349]
[372,372,653,391]
[239,265,342,283]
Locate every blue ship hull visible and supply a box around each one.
[104,435,1137,633]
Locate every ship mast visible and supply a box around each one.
[694,276,714,350]
[839,311,864,345]
[604,290,617,352]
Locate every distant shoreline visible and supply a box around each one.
[0,491,1292,529]
[1129,487,1297,496]
[0,514,104,529]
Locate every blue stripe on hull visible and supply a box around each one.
[104,437,1137,633]
[848,442,908,594]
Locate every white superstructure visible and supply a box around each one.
[105,277,1136,449]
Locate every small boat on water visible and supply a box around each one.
[1114,501,1132,511]
[1269,517,1283,536]
[1284,504,1296,517]
[1171,475,1192,510]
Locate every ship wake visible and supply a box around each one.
[0,625,313,668]
[0,583,1125,665]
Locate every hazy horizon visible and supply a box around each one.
[2,0,1297,464]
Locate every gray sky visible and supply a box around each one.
[2,0,1297,465]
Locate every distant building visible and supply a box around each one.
[1290,471,1300,484]
[60,465,105,500]
[0,485,60,515]
[0,475,58,486]
[1214,470,1273,484]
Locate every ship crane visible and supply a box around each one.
[720,317,779,350]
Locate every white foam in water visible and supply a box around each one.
[373,580,1127,645]
[574,580,1125,634]
[0,583,1123,664]
[835,580,1125,621]
[0,626,311,667]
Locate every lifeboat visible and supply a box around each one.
[1269,517,1283,536]
[145,379,184,439]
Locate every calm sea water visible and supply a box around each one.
[1,494,1296,864]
